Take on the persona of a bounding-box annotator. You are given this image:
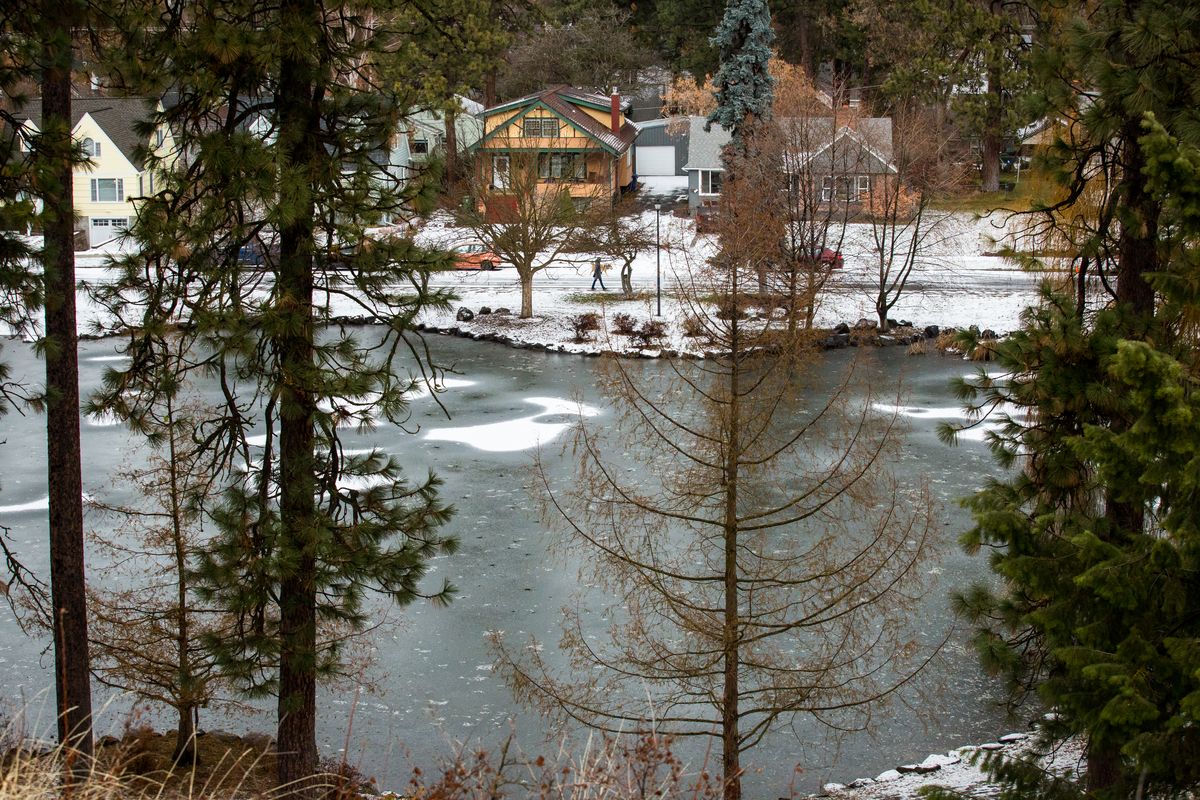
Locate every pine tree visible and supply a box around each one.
[942,0,1200,793]
[92,0,461,793]
[707,0,774,140]
[1,0,95,769]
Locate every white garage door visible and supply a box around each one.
[637,145,676,176]
[89,217,129,248]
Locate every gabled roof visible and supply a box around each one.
[480,86,636,155]
[683,115,896,173]
[14,97,159,170]
[681,117,731,171]
[485,85,620,116]
[794,125,897,174]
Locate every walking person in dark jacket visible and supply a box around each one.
[591,258,607,291]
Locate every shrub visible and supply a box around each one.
[611,313,638,336]
[634,320,668,348]
[682,315,706,338]
[571,312,601,342]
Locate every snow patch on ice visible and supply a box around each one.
[424,397,600,453]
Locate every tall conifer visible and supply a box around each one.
[95,0,460,793]
[707,0,774,141]
[941,1,1200,795]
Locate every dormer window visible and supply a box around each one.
[81,137,101,157]
[412,140,429,154]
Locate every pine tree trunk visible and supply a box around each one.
[1114,125,1158,320]
[484,69,497,108]
[1085,737,1122,794]
[275,0,320,791]
[519,272,534,318]
[41,3,94,771]
[444,106,458,184]
[980,64,1003,193]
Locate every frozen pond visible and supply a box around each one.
[0,333,1015,794]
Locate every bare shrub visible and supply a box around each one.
[633,320,667,348]
[611,313,637,336]
[407,733,721,800]
[682,315,707,338]
[571,313,601,343]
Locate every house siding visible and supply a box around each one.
[72,114,140,229]
[477,88,635,210]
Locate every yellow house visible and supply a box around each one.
[476,86,637,216]
[16,97,177,248]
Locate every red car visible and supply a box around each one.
[817,248,844,269]
[452,243,502,270]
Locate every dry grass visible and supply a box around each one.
[2,726,721,800]
[0,729,368,799]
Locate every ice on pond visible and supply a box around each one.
[405,377,476,400]
[424,397,601,453]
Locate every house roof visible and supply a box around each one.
[681,117,731,171]
[14,96,159,170]
[481,86,637,155]
[683,115,895,172]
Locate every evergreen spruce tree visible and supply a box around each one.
[939,0,1200,794]
[706,0,774,141]
[93,0,460,793]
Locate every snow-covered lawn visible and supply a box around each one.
[13,208,1047,353]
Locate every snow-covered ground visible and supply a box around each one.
[805,729,1085,799]
[11,208,1047,354]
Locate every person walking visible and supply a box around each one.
[591,258,607,291]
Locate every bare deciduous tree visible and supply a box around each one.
[861,107,963,331]
[492,173,940,800]
[84,376,235,765]
[460,148,603,318]
[574,200,658,299]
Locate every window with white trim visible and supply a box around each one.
[699,169,723,195]
[412,139,429,154]
[492,155,510,189]
[857,175,871,199]
[522,117,560,138]
[81,137,101,157]
[90,178,124,202]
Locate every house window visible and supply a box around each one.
[412,140,429,154]
[699,169,723,195]
[523,118,560,138]
[154,128,165,148]
[90,217,129,229]
[820,176,871,202]
[81,137,101,157]
[90,178,124,202]
[492,155,510,189]
[538,152,585,181]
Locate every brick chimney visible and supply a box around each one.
[610,87,620,134]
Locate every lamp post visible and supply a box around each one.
[654,202,661,317]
